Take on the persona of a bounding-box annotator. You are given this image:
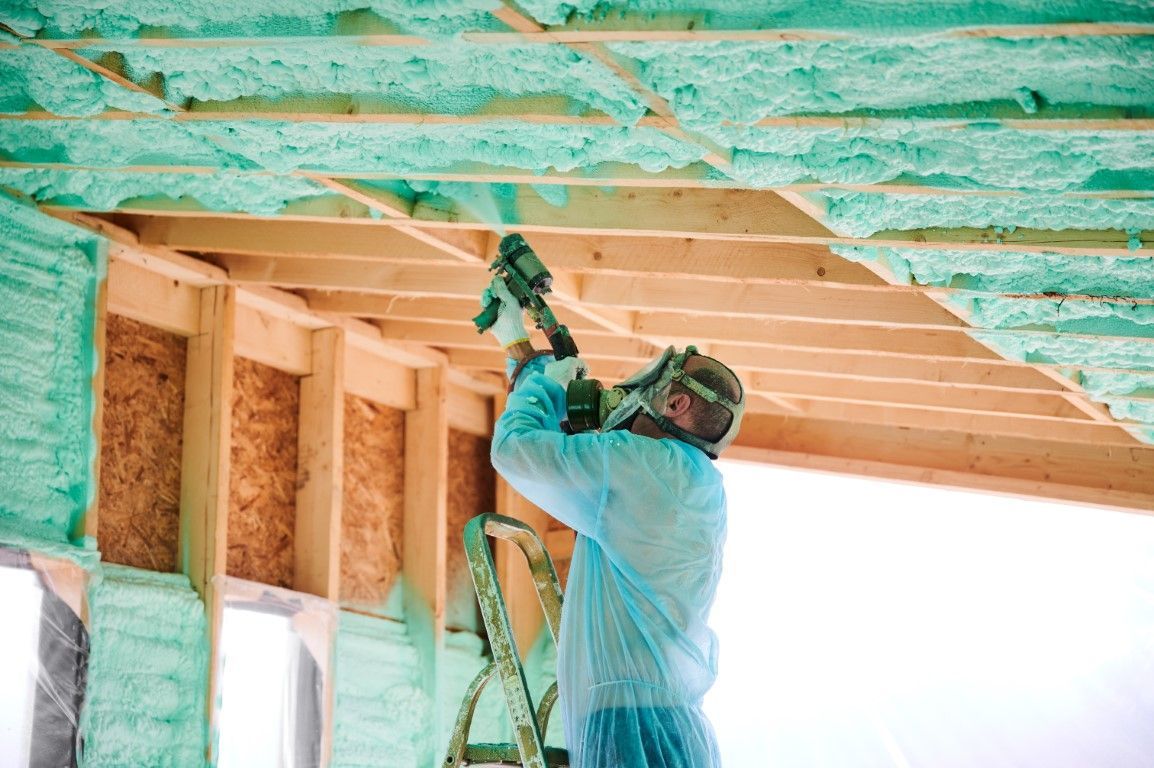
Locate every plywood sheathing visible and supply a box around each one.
[98,313,186,572]
[339,394,405,613]
[227,357,299,588]
[446,429,495,633]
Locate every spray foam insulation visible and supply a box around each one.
[446,429,496,633]
[0,194,103,545]
[332,610,432,768]
[340,395,405,615]
[81,564,209,767]
[97,314,186,573]
[227,356,300,589]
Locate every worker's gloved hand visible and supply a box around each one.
[544,356,588,387]
[481,275,529,349]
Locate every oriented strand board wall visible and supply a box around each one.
[340,395,405,616]
[98,314,185,572]
[227,357,299,589]
[446,429,495,632]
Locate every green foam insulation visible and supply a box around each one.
[820,190,1154,239]
[609,37,1154,127]
[514,0,1153,28]
[0,46,167,116]
[93,44,647,124]
[332,612,433,768]
[0,194,103,545]
[182,121,706,174]
[0,168,334,214]
[718,126,1154,191]
[81,565,209,768]
[441,630,513,747]
[0,119,250,167]
[834,244,1154,442]
[3,0,504,38]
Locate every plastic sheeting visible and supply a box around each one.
[491,357,727,768]
[213,576,336,768]
[0,546,89,768]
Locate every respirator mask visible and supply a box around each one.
[564,345,745,459]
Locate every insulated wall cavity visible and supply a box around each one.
[227,357,300,588]
[331,611,433,768]
[81,565,209,768]
[97,314,186,572]
[340,395,405,618]
[0,195,104,544]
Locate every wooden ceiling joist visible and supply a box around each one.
[42,187,1151,255]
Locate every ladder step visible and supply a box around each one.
[459,743,569,767]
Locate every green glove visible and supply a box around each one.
[480,276,530,349]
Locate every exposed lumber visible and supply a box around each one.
[343,343,417,410]
[766,397,1142,446]
[295,327,346,601]
[730,414,1154,514]
[402,365,450,744]
[375,319,662,360]
[49,190,1151,254]
[580,272,969,329]
[179,285,235,598]
[447,383,493,438]
[137,215,461,263]
[491,389,553,656]
[745,371,1096,423]
[234,301,312,375]
[738,412,1154,496]
[544,529,576,562]
[107,256,201,336]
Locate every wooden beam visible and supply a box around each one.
[635,312,1003,359]
[491,389,553,657]
[749,395,1140,446]
[343,343,417,410]
[447,383,493,437]
[178,285,234,764]
[734,413,1154,504]
[745,370,1094,422]
[544,529,576,561]
[106,256,201,336]
[234,301,313,375]
[402,365,449,760]
[295,327,345,601]
[52,191,1152,255]
[374,318,662,360]
[179,285,235,598]
[579,272,968,329]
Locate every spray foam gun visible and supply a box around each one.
[472,233,580,361]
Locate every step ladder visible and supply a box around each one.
[444,513,570,768]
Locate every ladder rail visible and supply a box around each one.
[445,513,568,768]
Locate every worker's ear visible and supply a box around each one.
[665,392,692,418]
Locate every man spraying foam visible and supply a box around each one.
[481,268,745,768]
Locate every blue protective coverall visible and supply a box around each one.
[491,357,726,768]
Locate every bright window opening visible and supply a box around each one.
[0,565,46,766]
[705,460,1154,767]
[216,606,302,768]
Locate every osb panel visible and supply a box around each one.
[339,395,405,612]
[228,357,299,589]
[98,314,185,572]
[447,429,495,631]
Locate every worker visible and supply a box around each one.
[482,276,745,768]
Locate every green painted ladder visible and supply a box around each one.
[444,513,570,768]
